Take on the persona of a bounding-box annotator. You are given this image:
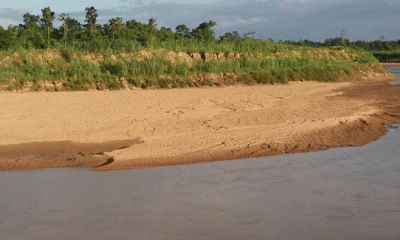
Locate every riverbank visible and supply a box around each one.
[0,70,399,171]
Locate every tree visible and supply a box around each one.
[108,17,123,39]
[372,40,384,51]
[0,25,6,50]
[157,27,174,41]
[41,7,55,48]
[124,19,150,45]
[175,24,190,39]
[4,25,21,50]
[19,13,45,49]
[324,37,349,47]
[66,17,82,44]
[148,18,157,34]
[22,13,40,30]
[219,31,241,43]
[58,13,69,48]
[126,19,141,30]
[191,20,217,42]
[354,40,368,49]
[85,6,98,34]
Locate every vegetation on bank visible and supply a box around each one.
[370,51,400,63]
[0,46,383,91]
[0,6,387,91]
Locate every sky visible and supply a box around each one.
[1,0,399,42]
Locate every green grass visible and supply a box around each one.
[0,45,383,91]
[32,38,308,56]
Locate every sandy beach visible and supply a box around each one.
[0,71,399,171]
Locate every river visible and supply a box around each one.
[0,68,399,240]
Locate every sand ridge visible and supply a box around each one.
[0,73,399,170]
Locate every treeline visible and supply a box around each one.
[0,6,248,53]
[283,38,400,52]
[285,37,400,62]
[0,6,399,53]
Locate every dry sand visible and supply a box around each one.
[1,73,399,171]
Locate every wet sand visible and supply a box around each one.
[0,70,399,170]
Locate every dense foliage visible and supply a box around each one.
[0,6,398,54]
[0,6,222,53]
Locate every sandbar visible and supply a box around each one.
[0,72,399,171]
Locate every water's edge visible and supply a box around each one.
[0,67,399,240]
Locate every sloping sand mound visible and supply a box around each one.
[0,74,399,170]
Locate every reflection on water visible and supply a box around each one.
[1,126,399,240]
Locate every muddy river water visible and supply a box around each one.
[1,69,399,240]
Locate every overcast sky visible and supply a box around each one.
[1,0,399,42]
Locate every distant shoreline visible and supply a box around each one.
[0,70,399,171]
[380,62,400,67]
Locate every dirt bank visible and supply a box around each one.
[0,73,399,171]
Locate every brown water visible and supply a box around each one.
[1,69,400,240]
[1,126,399,240]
